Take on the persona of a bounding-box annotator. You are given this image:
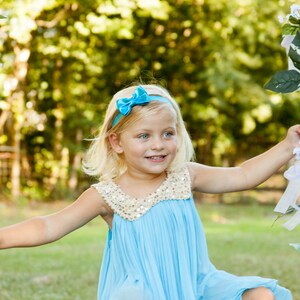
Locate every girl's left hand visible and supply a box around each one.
[285,124,300,149]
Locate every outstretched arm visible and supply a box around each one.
[0,187,106,249]
[189,125,300,194]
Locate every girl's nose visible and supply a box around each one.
[151,137,164,150]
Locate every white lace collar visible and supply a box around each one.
[92,166,191,221]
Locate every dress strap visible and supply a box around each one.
[92,166,191,221]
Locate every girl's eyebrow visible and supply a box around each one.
[133,128,152,133]
[162,126,176,131]
[134,126,176,133]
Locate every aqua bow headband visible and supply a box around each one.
[112,85,171,126]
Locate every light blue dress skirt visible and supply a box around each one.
[97,198,292,300]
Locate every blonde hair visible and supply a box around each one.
[82,84,194,180]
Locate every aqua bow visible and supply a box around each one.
[116,86,149,116]
[112,85,171,126]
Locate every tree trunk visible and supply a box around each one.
[11,103,21,198]
[68,129,83,190]
[10,46,30,199]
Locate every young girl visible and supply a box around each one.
[0,84,299,300]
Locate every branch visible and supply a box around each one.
[35,9,66,28]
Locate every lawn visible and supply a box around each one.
[0,201,299,300]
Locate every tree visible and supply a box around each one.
[0,0,296,201]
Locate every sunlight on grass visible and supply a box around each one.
[0,202,299,299]
[200,203,300,299]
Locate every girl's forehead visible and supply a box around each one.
[128,107,177,130]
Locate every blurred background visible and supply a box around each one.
[0,0,299,203]
[1,1,300,299]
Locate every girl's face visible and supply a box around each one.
[110,107,178,177]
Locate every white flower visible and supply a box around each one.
[278,15,285,23]
[290,4,300,19]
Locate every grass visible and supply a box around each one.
[0,201,299,300]
[199,204,300,299]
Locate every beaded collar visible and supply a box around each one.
[92,166,191,221]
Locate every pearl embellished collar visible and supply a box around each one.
[92,166,191,221]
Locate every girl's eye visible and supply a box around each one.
[138,133,149,139]
[163,131,174,138]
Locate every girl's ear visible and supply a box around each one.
[108,133,123,154]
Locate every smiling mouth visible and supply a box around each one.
[146,155,167,161]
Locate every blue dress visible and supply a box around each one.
[92,166,293,300]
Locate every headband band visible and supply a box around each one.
[112,85,171,126]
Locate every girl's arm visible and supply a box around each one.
[0,187,106,249]
[189,124,300,194]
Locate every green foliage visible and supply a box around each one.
[265,5,300,93]
[0,0,298,199]
[282,22,300,35]
[265,69,300,93]
[265,30,300,93]
[282,14,300,35]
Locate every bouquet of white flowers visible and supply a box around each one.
[265,5,300,253]
[265,4,300,93]
[274,147,300,230]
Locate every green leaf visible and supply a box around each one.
[264,70,300,93]
[0,15,7,19]
[288,32,300,70]
[282,24,299,36]
[288,16,300,25]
